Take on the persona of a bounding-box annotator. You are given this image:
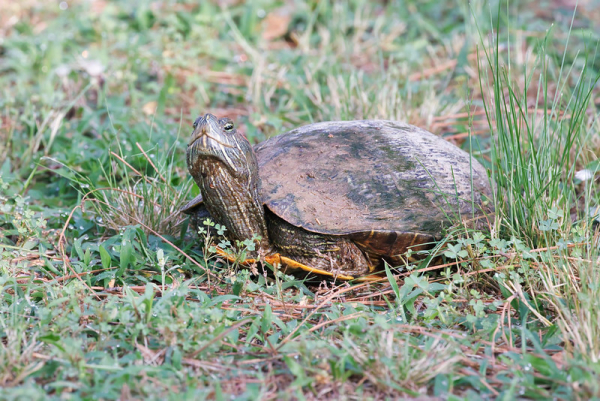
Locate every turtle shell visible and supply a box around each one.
[254,120,492,239]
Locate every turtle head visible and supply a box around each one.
[186,113,255,178]
[186,114,269,250]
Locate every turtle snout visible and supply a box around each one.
[189,114,222,146]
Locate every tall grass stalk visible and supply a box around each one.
[477,9,598,247]
[477,4,600,366]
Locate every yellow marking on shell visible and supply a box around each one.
[212,247,356,281]
[407,233,418,247]
[276,255,355,280]
[213,246,255,263]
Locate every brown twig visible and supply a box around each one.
[136,142,166,182]
[190,319,254,358]
[278,281,375,348]
[57,203,101,300]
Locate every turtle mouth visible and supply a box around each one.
[189,132,235,150]
[187,133,240,174]
[189,135,234,157]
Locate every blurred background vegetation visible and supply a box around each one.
[1,0,600,399]
[1,0,597,198]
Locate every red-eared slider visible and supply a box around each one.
[183,114,493,280]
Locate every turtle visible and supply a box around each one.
[182,114,493,280]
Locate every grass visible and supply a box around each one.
[1,0,600,399]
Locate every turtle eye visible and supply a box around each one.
[192,117,201,129]
[223,122,234,131]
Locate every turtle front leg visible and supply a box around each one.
[266,211,372,278]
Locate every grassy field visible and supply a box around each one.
[1,0,600,399]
